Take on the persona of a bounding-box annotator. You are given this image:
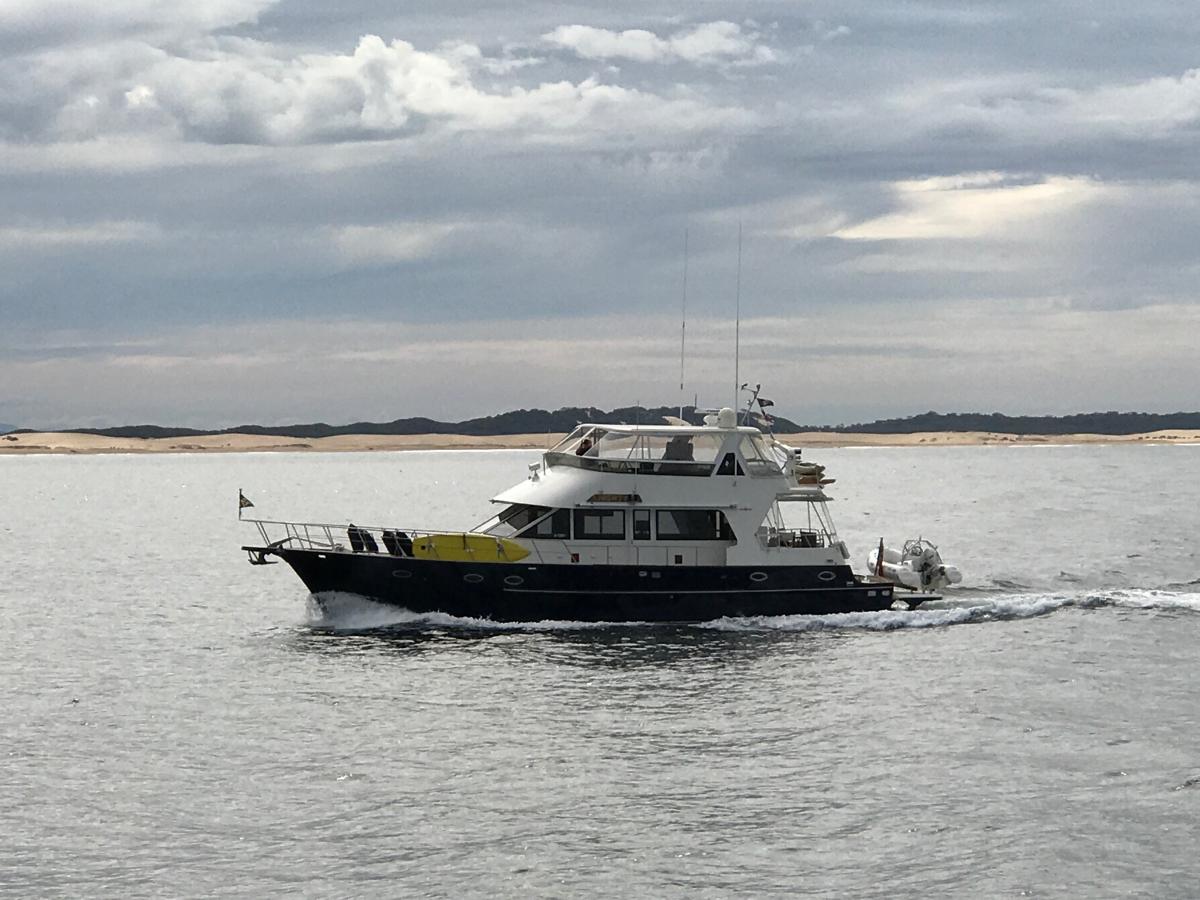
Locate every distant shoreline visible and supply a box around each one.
[3,429,1199,455]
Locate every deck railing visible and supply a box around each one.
[244,518,730,566]
[245,518,506,560]
[757,527,828,549]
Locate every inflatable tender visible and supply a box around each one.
[867,538,962,592]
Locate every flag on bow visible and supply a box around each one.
[239,490,254,518]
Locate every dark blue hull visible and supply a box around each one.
[254,547,898,622]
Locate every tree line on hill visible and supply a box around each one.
[12,407,1200,438]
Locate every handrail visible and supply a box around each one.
[543,451,714,477]
[243,517,517,560]
[246,517,479,536]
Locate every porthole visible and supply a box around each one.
[503,575,524,586]
[817,570,836,582]
[392,569,412,579]
[750,571,768,582]
[464,573,485,584]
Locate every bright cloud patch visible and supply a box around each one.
[543,21,776,66]
[834,173,1102,241]
[331,223,458,267]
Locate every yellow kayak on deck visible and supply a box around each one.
[410,532,530,563]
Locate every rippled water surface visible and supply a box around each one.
[3,446,1200,897]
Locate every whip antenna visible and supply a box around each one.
[733,221,742,410]
[679,228,689,420]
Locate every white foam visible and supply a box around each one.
[307,587,1200,635]
[1103,590,1200,611]
[698,594,1076,632]
[306,591,643,631]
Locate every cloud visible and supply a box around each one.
[1060,68,1200,136]
[543,21,776,66]
[7,303,1200,429]
[865,66,1200,157]
[833,173,1102,241]
[0,0,274,40]
[6,2,1200,429]
[3,32,757,146]
[0,220,161,249]
[331,223,458,267]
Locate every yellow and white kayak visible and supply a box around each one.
[410,532,530,563]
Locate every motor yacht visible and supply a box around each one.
[242,407,900,621]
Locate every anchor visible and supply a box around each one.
[246,548,278,566]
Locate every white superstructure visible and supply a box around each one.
[476,409,851,571]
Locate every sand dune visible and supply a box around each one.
[3,429,1199,455]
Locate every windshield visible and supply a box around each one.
[739,435,782,475]
[486,504,550,537]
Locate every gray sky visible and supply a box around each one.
[3,0,1200,428]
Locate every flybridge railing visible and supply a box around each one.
[543,452,714,477]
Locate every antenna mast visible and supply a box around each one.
[733,221,742,410]
[679,228,689,420]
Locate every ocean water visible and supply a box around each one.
[2,445,1199,898]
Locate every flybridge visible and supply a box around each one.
[542,422,785,479]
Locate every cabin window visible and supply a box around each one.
[574,509,625,540]
[715,452,744,476]
[519,508,571,540]
[632,509,652,540]
[491,504,550,537]
[655,510,733,541]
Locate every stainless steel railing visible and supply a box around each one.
[246,518,485,558]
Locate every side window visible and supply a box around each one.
[632,509,651,540]
[716,453,744,476]
[573,509,626,540]
[656,510,730,540]
[523,508,570,539]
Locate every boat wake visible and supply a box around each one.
[307,588,1200,635]
[306,592,646,632]
[700,589,1200,632]
[1103,589,1200,611]
[700,595,1074,632]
